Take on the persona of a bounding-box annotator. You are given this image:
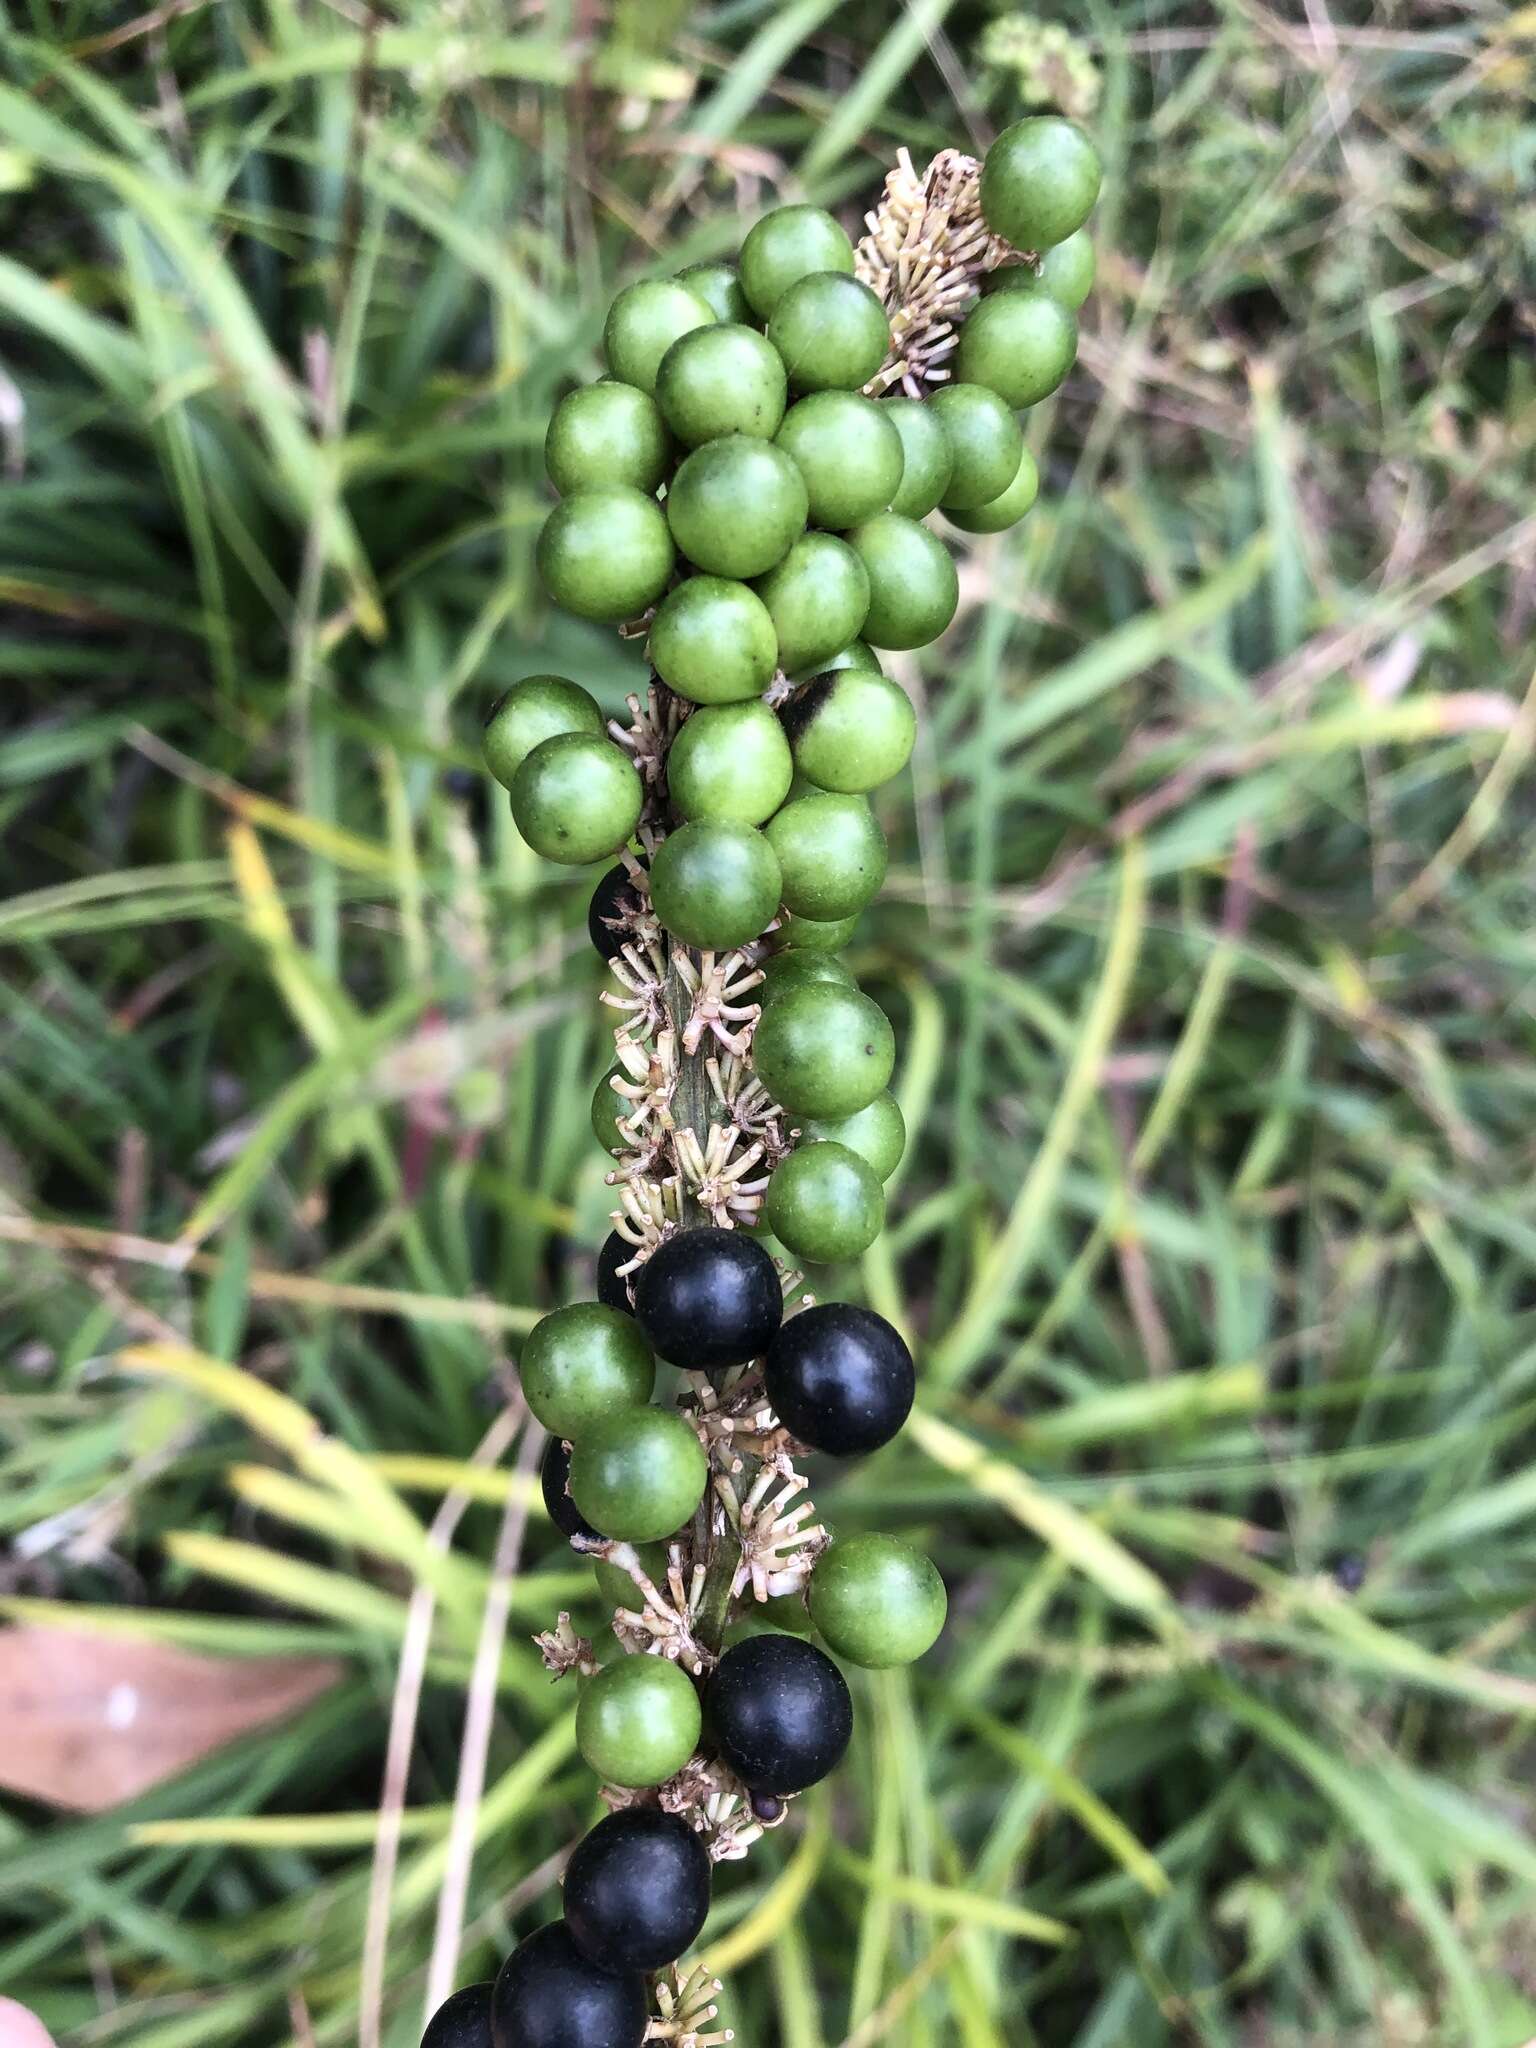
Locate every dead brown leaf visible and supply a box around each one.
[0,1627,341,1813]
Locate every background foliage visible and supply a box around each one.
[2,2,1535,2043]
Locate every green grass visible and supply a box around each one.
[2,3,1535,2042]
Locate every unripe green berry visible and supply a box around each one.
[649,576,778,704]
[667,436,809,579]
[783,667,915,793]
[753,534,870,677]
[510,733,642,866]
[570,1406,709,1543]
[655,324,787,446]
[765,791,886,922]
[576,1653,702,1789]
[483,675,603,791]
[545,382,673,496]
[537,487,675,623]
[797,1091,906,1182]
[519,1303,654,1439]
[676,260,753,325]
[930,384,1024,510]
[739,205,854,319]
[768,273,891,394]
[593,1543,668,1614]
[753,981,895,1118]
[604,279,715,394]
[756,949,855,1007]
[844,513,958,650]
[773,910,861,953]
[881,396,954,519]
[775,392,904,530]
[816,640,883,676]
[954,291,1077,410]
[649,818,783,950]
[980,116,1102,251]
[985,229,1095,311]
[809,1533,946,1668]
[944,447,1040,536]
[591,1066,629,1153]
[668,701,793,826]
[764,1139,885,1264]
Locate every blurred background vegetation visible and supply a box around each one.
[2,2,1535,2043]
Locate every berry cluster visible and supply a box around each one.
[427,116,1101,2048]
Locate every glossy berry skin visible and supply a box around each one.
[955,290,1077,410]
[588,864,643,961]
[764,1301,914,1456]
[564,1809,711,1972]
[490,1921,645,2048]
[603,278,715,395]
[668,700,792,825]
[845,513,958,649]
[656,323,787,445]
[591,1066,627,1153]
[739,205,854,319]
[545,382,672,497]
[649,575,778,704]
[676,260,753,325]
[765,791,886,922]
[540,1435,598,1541]
[537,486,675,623]
[633,1227,783,1371]
[519,1303,654,1440]
[783,667,915,793]
[422,1982,493,2048]
[752,981,894,1118]
[816,639,882,676]
[667,436,809,580]
[980,115,1102,252]
[767,272,890,393]
[930,384,1024,511]
[649,818,782,950]
[510,733,642,867]
[774,392,904,531]
[809,1532,946,1668]
[570,1405,709,1542]
[706,1632,852,1794]
[945,447,1040,536]
[595,1229,635,1313]
[881,396,953,519]
[765,1140,884,1264]
[798,1091,905,1181]
[754,534,870,678]
[757,949,855,1007]
[773,909,862,953]
[576,1653,702,1789]
[483,676,603,791]
[593,1541,666,1612]
[986,229,1095,311]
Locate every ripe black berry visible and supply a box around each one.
[764,1302,914,1455]
[596,1229,634,1313]
[706,1632,852,1795]
[563,1808,712,1973]
[540,1435,597,1542]
[633,1227,783,1372]
[490,1922,645,2048]
[422,1982,493,2048]
[588,863,643,961]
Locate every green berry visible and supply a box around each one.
[739,205,854,319]
[668,702,793,826]
[944,446,1040,535]
[655,324,787,446]
[765,791,886,921]
[593,1542,668,1613]
[510,733,642,866]
[570,1406,709,1543]
[773,910,861,953]
[676,260,753,325]
[768,273,891,394]
[753,981,895,1117]
[774,392,904,530]
[483,675,603,791]
[649,576,778,704]
[844,513,958,649]
[591,1066,629,1152]
[783,668,914,793]
[753,534,870,677]
[809,1533,946,1668]
[519,1303,654,1439]
[649,818,782,950]
[537,486,675,623]
[954,291,1077,410]
[545,382,673,496]
[764,1140,884,1263]
[797,1091,905,1182]
[757,950,855,1007]
[576,1653,702,1789]
[930,384,1024,510]
[816,640,882,676]
[667,436,809,579]
[981,116,1102,251]
[604,279,715,394]
[986,230,1095,311]
[881,397,954,519]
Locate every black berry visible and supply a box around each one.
[563,1808,712,1973]
[588,863,643,961]
[490,1922,645,2048]
[422,1982,493,2048]
[633,1228,783,1372]
[540,1436,598,1542]
[706,1632,852,1795]
[764,1302,914,1455]
[596,1229,634,1314]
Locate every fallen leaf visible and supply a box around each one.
[0,1627,341,1813]
[0,2001,58,2048]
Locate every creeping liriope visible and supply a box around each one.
[425,117,1103,2048]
